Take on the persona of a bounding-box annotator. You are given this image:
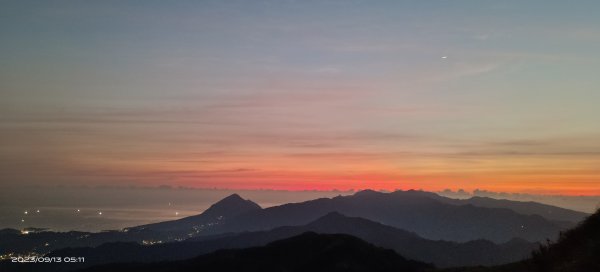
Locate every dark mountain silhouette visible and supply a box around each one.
[301,212,537,267]
[1,191,577,258]
[79,232,434,272]
[444,209,600,272]
[359,190,585,223]
[527,208,600,271]
[15,212,537,271]
[3,209,598,272]
[164,190,565,243]
[129,194,261,233]
[202,193,263,217]
[435,196,587,224]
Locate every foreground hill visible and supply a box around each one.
[81,232,434,272]
[187,212,537,268]
[446,208,600,272]
[139,190,566,243]
[526,207,600,272]
[299,212,537,267]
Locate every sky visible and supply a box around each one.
[1,1,599,195]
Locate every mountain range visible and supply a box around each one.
[80,207,600,272]
[0,190,592,272]
[434,195,587,224]
[446,206,600,272]
[80,232,434,272]
[134,190,579,243]
[19,212,536,271]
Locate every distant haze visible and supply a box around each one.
[0,186,352,231]
[1,186,597,232]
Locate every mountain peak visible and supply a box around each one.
[306,212,386,230]
[324,211,345,217]
[202,194,262,218]
[391,189,440,198]
[314,211,347,221]
[221,193,243,201]
[353,189,383,197]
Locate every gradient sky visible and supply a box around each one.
[1,1,599,195]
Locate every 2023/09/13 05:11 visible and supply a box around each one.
[11,256,85,263]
